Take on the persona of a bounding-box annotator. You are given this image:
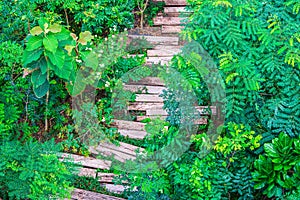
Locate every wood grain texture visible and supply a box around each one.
[128,35,179,45]
[70,188,125,200]
[123,85,166,94]
[127,77,165,86]
[60,153,111,169]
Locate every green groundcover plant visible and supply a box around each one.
[0,139,76,200]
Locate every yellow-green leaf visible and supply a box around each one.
[49,23,62,33]
[78,31,94,45]
[30,26,43,36]
[65,45,75,56]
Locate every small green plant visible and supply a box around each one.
[253,133,300,198]
[0,139,75,200]
[135,0,149,29]
[214,122,262,160]
[61,134,90,156]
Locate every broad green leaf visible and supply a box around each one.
[31,69,47,88]
[26,36,43,51]
[43,34,58,53]
[55,27,71,41]
[78,31,94,45]
[27,57,47,74]
[53,56,74,80]
[82,51,98,70]
[33,80,49,98]
[30,26,43,36]
[49,23,61,33]
[39,58,48,74]
[47,48,65,69]
[23,49,43,66]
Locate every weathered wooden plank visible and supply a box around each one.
[146,109,168,116]
[70,188,125,200]
[113,119,145,130]
[164,7,190,13]
[135,94,164,102]
[89,141,145,162]
[146,57,171,65]
[127,77,165,86]
[136,115,167,121]
[103,184,127,194]
[98,173,116,183]
[118,129,148,139]
[98,173,128,184]
[153,0,187,5]
[154,16,186,26]
[162,25,183,33]
[123,85,166,94]
[60,153,111,170]
[128,103,216,115]
[128,35,179,45]
[79,168,97,178]
[153,45,182,50]
[147,48,181,57]
[128,102,164,111]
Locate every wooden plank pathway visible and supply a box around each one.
[61,1,218,199]
[70,189,125,200]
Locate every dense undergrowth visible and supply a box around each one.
[0,0,299,199]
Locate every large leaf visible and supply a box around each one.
[53,56,75,80]
[27,57,47,74]
[49,23,61,33]
[23,49,43,67]
[78,31,94,45]
[43,34,58,53]
[31,69,47,88]
[30,26,43,36]
[82,51,98,70]
[55,27,71,41]
[47,48,65,69]
[26,36,43,51]
[33,80,49,98]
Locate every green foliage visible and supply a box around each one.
[121,169,171,200]
[0,0,135,43]
[214,123,262,158]
[143,0,165,27]
[134,0,165,28]
[183,0,300,137]
[23,20,94,98]
[0,139,75,199]
[253,133,300,198]
[60,134,90,156]
[73,175,125,198]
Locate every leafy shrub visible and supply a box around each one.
[0,139,75,199]
[253,133,300,198]
[183,0,300,137]
[0,0,136,42]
